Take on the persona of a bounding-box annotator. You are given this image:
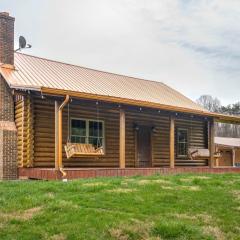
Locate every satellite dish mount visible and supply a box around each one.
[15,36,32,52]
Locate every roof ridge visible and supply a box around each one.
[15,52,166,86]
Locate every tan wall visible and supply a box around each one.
[235,149,240,164]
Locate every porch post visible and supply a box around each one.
[55,101,59,170]
[170,116,175,168]
[232,148,236,167]
[215,146,219,167]
[119,108,126,168]
[209,119,215,168]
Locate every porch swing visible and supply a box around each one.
[64,101,104,159]
[188,117,221,163]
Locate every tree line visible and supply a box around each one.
[196,95,240,138]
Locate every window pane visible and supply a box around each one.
[71,119,86,136]
[178,130,187,143]
[71,136,86,143]
[177,129,188,156]
[89,137,103,148]
[89,121,103,137]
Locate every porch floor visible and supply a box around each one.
[18,167,240,180]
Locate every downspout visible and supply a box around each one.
[58,95,70,178]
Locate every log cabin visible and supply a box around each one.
[1,12,240,180]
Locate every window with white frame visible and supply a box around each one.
[177,128,188,157]
[71,119,104,148]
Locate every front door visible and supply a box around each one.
[137,126,152,167]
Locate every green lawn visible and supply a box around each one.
[1,174,240,240]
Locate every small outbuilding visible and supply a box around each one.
[215,137,240,167]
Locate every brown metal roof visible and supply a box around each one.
[1,53,206,110]
[1,53,240,123]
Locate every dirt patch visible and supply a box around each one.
[180,178,192,182]
[109,220,159,240]
[50,233,67,240]
[137,179,171,185]
[173,213,213,224]
[235,206,240,211]
[191,176,211,180]
[58,200,79,209]
[197,214,213,224]
[161,186,174,190]
[82,182,108,187]
[106,188,137,193]
[203,226,225,240]
[180,185,201,191]
[0,223,4,230]
[138,180,152,185]
[1,206,42,221]
[232,190,240,200]
[21,207,42,220]
[46,192,55,199]
[153,179,171,184]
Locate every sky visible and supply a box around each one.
[1,0,240,105]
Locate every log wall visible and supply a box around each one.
[15,95,209,168]
[15,95,34,167]
[175,118,208,166]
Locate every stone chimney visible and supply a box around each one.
[0,12,17,180]
[0,12,15,65]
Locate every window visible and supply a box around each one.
[177,128,188,157]
[71,119,104,148]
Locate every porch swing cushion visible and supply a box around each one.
[64,143,104,158]
[188,148,221,160]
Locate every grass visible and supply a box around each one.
[1,174,240,240]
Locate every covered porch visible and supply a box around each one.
[16,92,220,180]
[54,95,215,175]
[14,90,240,180]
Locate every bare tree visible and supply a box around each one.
[196,95,221,112]
[197,95,240,138]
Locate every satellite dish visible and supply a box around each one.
[15,36,31,52]
[19,36,27,49]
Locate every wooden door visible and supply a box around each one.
[219,149,233,166]
[137,126,152,167]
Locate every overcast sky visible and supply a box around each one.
[1,0,240,105]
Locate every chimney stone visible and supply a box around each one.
[0,12,15,65]
[0,12,17,180]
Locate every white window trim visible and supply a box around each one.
[177,128,189,158]
[70,118,105,150]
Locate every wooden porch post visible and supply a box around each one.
[209,119,215,168]
[170,116,175,168]
[119,108,126,168]
[55,101,59,170]
[215,146,219,167]
[232,148,236,167]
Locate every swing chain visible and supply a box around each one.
[96,101,101,148]
[67,99,71,143]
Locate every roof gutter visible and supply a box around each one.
[58,95,70,179]
[10,84,41,92]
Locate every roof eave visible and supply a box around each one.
[40,87,214,117]
[10,84,41,92]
